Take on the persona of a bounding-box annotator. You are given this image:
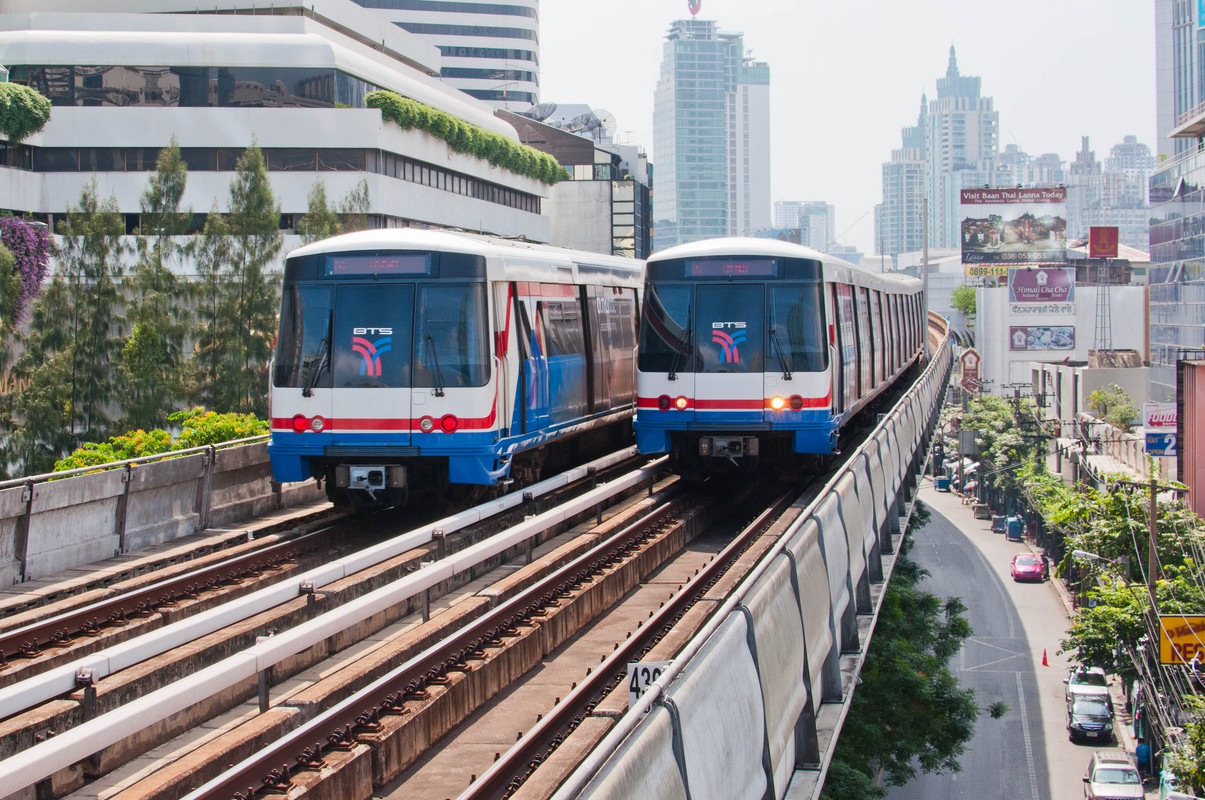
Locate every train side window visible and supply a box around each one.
[414,283,489,388]
[638,284,694,373]
[768,283,827,372]
[273,284,334,389]
[540,295,586,357]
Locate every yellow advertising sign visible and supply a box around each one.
[965,265,1008,277]
[1159,615,1205,664]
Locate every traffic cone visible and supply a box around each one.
[1042,648,1049,667]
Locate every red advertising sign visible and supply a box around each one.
[1144,402,1177,428]
[1089,226,1119,258]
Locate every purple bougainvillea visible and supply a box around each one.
[0,217,52,329]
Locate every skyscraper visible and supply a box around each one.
[875,95,927,263]
[652,19,770,251]
[351,0,539,112]
[925,47,998,249]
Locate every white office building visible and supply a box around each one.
[0,0,552,255]
[350,0,539,112]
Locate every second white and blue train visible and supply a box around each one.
[634,237,924,474]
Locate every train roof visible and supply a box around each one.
[286,228,645,287]
[648,237,922,293]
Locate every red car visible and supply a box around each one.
[1011,553,1048,582]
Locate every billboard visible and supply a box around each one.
[1008,267,1075,303]
[960,187,1068,267]
[1008,326,1074,351]
[1160,615,1205,664]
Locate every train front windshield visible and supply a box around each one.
[274,281,488,390]
[639,280,827,375]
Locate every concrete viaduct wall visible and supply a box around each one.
[556,320,953,800]
[0,439,325,585]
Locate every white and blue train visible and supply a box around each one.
[634,237,924,474]
[268,229,643,508]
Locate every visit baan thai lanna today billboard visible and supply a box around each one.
[960,187,1068,268]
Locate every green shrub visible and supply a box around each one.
[365,90,563,184]
[0,84,51,144]
[52,409,269,472]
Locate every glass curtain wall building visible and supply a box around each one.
[652,18,769,251]
[351,0,539,112]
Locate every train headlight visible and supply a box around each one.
[770,396,786,411]
[673,396,688,410]
[419,416,435,433]
[657,395,671,411]
[291,415,308,433]
[440,415,459,433]
[789,395,804,411]
[310,416,326,432]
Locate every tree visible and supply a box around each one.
[0,217,54,337]
[122,138,194,430]
[296,177,371,243]
[950,284,976,326]
[338,177,371,234]
[823,533,981,798]
[2,182,125,474]
[0,83,51,144]
[192,145,281,416]
[1086,383,1139,431]
[295,180,340,244]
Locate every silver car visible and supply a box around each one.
[1083,749,1143,799]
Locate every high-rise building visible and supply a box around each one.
[350,0,539,112]
[875,95,927,264]
[925,47,999,249]
[1155,0,1199,159]
[1066,136,1152,251]
[773,200,834,251]
[652,19,770,251]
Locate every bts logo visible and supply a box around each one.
[352,330,392,376]
[712,321,747,364]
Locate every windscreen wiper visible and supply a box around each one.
[301,313,332,397]
[424,335,446,397]
[668,327,690,381]
[770,326,793,381]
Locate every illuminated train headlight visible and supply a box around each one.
[419,417,435,433]
[291,415,308,433]
[789,395,804,411]
[673,396,688,410]
[657,395,671,411]
[310,416,326,432]
[770,396,786,411]
[440,415,459,433]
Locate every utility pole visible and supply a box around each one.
[1112,477,1189,625]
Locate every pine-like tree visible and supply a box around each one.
[4,182,125,473]
[296,181,340,244]
[193,145,281,415]
[122,138,194,430]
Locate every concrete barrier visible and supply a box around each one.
[741,557,808,798]
[669,614,768,800]
[578,707,687,800]
[0,438,326,583]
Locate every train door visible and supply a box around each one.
[833,284,857,412]
[515,282,550,433]
[329,283,414,443]
[854,287,873,396]
[694,284,765,422]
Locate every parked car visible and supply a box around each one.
[1010,553,1048,582]
[1065,666,1110,706]
[1083,749,1143,798]
[1068,696,1115,742]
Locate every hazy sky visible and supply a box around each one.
[539,0,1157,255]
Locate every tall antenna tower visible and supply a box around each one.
[1094,260,1112,350]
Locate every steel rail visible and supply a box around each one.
[181,464,677,800]
[0,448,642,726]
[459,482,805,800]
